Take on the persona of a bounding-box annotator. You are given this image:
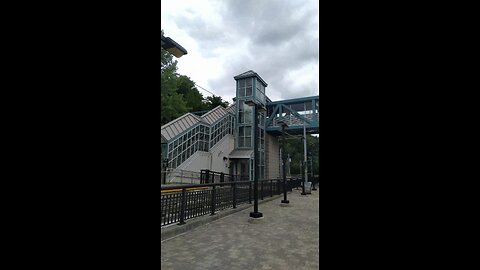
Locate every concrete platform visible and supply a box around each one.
[161,194,282,241]
[161,189,319,270]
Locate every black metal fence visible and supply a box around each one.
[199,170,241,184]
[161,179,287,227]
[289,175,319,189]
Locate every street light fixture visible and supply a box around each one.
[245,99,266,219]
[161,35,188,58]
[277,118,289,204]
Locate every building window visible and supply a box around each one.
[238,78,253,97]
[238,125,252,148]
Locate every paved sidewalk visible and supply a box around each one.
[161,189,319,270]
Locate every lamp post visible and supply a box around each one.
[161,34,188,58]
[309,152,317,191]
[245,99,266,219]
[162,158,169,185]
[301,124,308,195]
[277,119,289,204]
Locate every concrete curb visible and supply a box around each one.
[161,194,283,241]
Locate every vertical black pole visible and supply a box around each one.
[250,105,263,218]
[211,185,216,215]
[178,188,186,225]
[281,125,289,204]
[311,156,317,190]
[249,181,252,204]
[232,182,237,208]
[162,159,168,185]
[270,180,273,197]
[261,180,264,200]
[301,161,307,195]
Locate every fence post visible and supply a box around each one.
[249,181,252,204]
[270,180,273,197]
[205,170,210,184]
[232,182,237,208]
[178,188,186,225]
[220,172,224,187]
[211,185,216,215]
[260,180,264,200]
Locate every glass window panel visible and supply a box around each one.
[246,78,252,86]
[238,88,245,97]
[245,126,251,137]
[244,105,252,123]
[245,137,251,148]
[239,79,245,88]
[246,87,252,96]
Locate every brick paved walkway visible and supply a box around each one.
[161,189,319,270]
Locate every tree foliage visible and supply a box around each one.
[161,31,188,125]
[205,95,229,110]
[161,29,230,125]
[176,75,209,112]
[284,134,319,176]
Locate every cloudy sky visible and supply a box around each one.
[161,0,319,104]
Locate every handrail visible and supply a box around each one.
[161,180,251,190]
[161,178,289,227]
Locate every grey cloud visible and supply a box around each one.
[172,14,232,57]
[179,0,319,101]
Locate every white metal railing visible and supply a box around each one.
[161,168,202,184]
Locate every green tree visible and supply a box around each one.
[205,95,229,110]
[284,134,319,176]
[161,30,189,125]
[176,75,209,112]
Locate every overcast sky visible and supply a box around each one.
[161,0,319,104]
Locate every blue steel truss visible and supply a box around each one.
[265,95,319,136]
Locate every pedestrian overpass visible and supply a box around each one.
[265,95,319,136]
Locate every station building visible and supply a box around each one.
[161,70,319,183]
